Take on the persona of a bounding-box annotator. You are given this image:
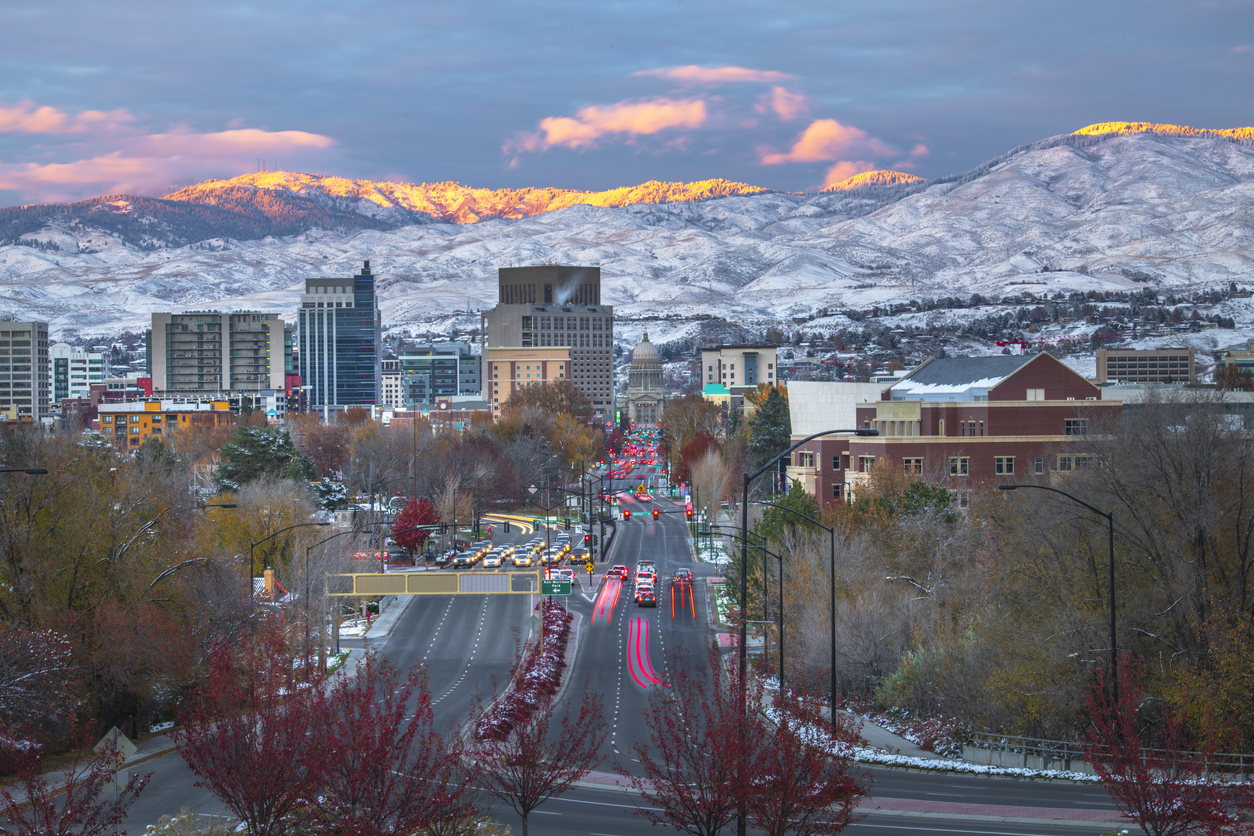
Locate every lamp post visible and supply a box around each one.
[250,521,332,588]
[735,427,877,836]
[998,483,1117,703]
[752,500,837,711]
[0,468,48,475]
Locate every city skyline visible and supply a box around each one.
[1,0,1251,207]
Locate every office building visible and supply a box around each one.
[1097,347,1195,384]
[481,265,614,423]
[297,260,383,415]
[0,322,50,421]
[400,342,481,405]
[151,311,286,393]
[483,347,571,420]
[50,343,107,405]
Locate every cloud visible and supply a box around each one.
[633,65,796,86]
[0,99,338,202]
[820,161,877,188]
[910,143,930,157]
[140,128,335,155]
[0,100,135,134]
[759,119,869,164]
[507,97,708,153]
[756,87,809,121]
[1233,44,1253,53]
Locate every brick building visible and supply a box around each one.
[788,353,1119,507]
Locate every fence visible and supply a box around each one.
[964,732,1253,777]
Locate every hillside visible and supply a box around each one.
[0,125,1252,357]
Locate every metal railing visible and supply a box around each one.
[967,731,1253,774]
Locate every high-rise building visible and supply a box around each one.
[0,322,50,421]
[297,260,382,415]
[481,265,614,423]
[150,311,286,393]
[400,342,481,405]
[50,343,107,405]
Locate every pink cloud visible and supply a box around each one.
[820,161,877,189]
[755,87,809,121]
[0,100,135,134]
[633,65,796,86]
[1233,44,1253,53]
[910,143,930,157]
[0,100,339,202]
[506,97,708,153]
[759,119,870,164]
[141,127,335,155]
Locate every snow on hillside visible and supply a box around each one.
[1,129,1253,360]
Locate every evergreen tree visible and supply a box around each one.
[214,426,315,492]
[746,387,792,470]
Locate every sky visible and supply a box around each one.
[1,0,1251,207]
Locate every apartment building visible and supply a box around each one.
[482,347,571,419]
[0,322,50,421]
[50,343,107,405]
[98,400,234,450]
[151,311,285,393]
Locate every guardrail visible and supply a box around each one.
[964,732,1253,776]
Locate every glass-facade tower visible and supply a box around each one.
[297,260,382,413]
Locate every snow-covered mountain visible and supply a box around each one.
[2,124,1253,350]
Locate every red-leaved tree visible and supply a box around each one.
[0,725,150,836]
[309,652,477,835]
[173,628,321,836]
[472,687,607,836]
[619,648,765,836]
[392,497,440,557]
[748,695,869,836]
[1083,659,1254,836]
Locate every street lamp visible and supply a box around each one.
[998,483,1118,703]
[0,468,47,475]
[250,521,332,586]
[735,426,877,836]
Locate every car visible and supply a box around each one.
[608,564,630,579]
[570,547,590,562]
[513,552,534,567]
[636,568,657,583]
[636,587,657,606]
[555,567,575,582]
[672,568,693,581]
[452,551,476,568]
[482,549,504,568]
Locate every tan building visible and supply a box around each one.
[152,311,286,393]
[1216,340,1254,375]
[483,347,571,419]
[1097,347,1195,384]
[699,345,778,391]
[98,400,233,450]
[480,265,614,423]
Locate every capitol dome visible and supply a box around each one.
[631,330,661,366]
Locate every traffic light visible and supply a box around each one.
[652,508,660,519]
[564,518,571,530]
[686,506,694,519]
[503,520,511,533]
[623,510,631,520]
[584,534,591,545]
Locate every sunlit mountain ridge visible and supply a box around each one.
[823,170,925,192]
[1074,122,1254,142]
[164,173,772,225]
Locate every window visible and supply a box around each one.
[859,456,875,472]
[995,456,1014,475]
[797,452,815,467]
[903,458,923,473]
[1035,456,1044,475]
[832,455,841,471]
[1058,455,1072,472]
[953,490,970,509]
[949,457,969,476]
[832,483,842,499]
[1065,419,1088,435]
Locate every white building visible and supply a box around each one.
[50,343,107,405]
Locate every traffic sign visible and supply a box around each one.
[585,561,595,573]
[542,579,572,595]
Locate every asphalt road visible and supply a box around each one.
[113,456,1124,833]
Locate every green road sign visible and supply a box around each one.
[541,579,572,595]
